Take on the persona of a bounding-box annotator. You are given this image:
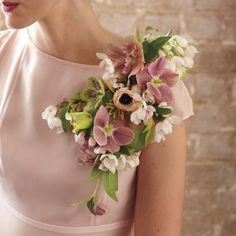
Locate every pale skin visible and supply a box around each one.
[2,0,187,235]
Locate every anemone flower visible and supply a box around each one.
[136,56,178,106]
[108,36,145,77]
[93,106,134,153]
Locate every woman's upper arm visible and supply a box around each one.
[134,120,187,236]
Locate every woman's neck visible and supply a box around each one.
[27,1,122,65]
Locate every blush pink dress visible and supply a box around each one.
[0,27,194,236]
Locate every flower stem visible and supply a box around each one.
[92,178,101,200]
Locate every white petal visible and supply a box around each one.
[175,35,188,47]
[168,115,182,124]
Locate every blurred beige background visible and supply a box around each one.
[1,0,236,235]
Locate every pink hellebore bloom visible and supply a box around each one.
[136,56,178,106]
[93,106,134,153]
[94,203,107,215]
[108,36,145,77]
[78,141,97,164]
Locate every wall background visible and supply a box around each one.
[1,0,236,235]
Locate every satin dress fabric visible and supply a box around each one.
[0,27,194,236]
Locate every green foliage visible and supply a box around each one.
[142,36,172,63]
[102,171,118,202]
[145,25,156,33]
[143,119,156,146]
[58,105,71,132]
[69,77,106,112]
[154,106,173,116]
[124,119,156,154]
[87,196,96,215]
[90,166,104,181]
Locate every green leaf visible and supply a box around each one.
[145,25,155,33]
[101,90,113,105]
[87,196,96,215]
[103,171,118,202]
[142,36,172,63]
[144,119,156,146]
[136,28,142,42]
[155,106,173,116]
[90,166,104,181]
[123,120,156,153]
[58,105,71,132]
[167,29,173,36]
[124,125,147,153]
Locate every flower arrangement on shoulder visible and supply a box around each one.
[41,26,198,215]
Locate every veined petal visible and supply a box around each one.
[113,117,125,128]
[136,69,152,88]
[159,69,178,87]
[112,127,134,146]
[102,137,120,153]
[158,84,174,106]
[94,105,109,127]
[147,82,162,104]
[148,56,167,77]
[93,125,107,146]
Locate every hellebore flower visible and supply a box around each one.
[136,56,178,106]
[98,154,119,174]
[78,141,97,164]
[94,203,107,215]
[108,36,145,77]
[66,111,92,133]
[41,105,64,134]
[93,106,134,153]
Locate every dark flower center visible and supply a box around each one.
[119,93,133,105]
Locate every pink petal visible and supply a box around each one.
[102,137,120,153]
[112,127,134,146]
[108,46,124,59]
[159,69,178,87]
[94,204,106,215]
[147,82,162,104]
[93,125,107,146]
[136,69,152,88]
[122,63,131,75]
[113,117,125,128]
[94,106,109,127]
[148,56,167,77]
[130,62,144,76]
[159,84,174,106]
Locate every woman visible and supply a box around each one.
[0,0,194,236]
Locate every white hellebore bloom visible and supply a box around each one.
[96,53,115,80]
[96,52,122,89]
[130,95,155,125]
[98,154,119,174]
[155,115,182,143]
[117,152,141,171]
[175,35,188,47]
[117,154,127,171]
[166,56,186,75]
[126,152,140,168]
[74,131,86,145]
[41,105,64,134]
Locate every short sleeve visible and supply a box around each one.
[170,79,194,121]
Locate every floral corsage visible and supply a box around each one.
[41,26,197,215]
